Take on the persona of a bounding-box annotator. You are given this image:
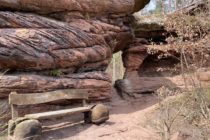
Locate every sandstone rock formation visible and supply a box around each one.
[115,4,210,95]
[0,13,112,71]
[0,0,149,101]
[0,0,135,14]
[0,72,111,100]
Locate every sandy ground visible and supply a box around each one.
[41,92,160,140]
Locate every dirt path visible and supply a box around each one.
[41,92,160,140]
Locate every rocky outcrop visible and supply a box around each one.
[115,6,210,96]
[0,0,150,101]
[115,70,210,95]
[0,0,134,15]
[0,12,127,71]
[0,11,116,101]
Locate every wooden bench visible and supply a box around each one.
[9,89,91,120]
[8,89,109,140]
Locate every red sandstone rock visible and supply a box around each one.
[0,28,112,70]
[0,0,150,15]
[0,0,150,101]
[122,45,147,72]
[115,71,210,95]
[0,72,111,100]
[0,10,131,101]
[0,12,124,71]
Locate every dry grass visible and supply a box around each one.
[154,85,210,140]
[153,40,210,140]
[164,1,210,51]
[149,4,210,139]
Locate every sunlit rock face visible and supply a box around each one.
[0,0,150,101]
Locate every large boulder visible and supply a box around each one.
[0,0,150,14]
[0,11,129,101]
[0,12,116,71]
[0,0,134,15]
[13,120,42,140]
[0,0,150,101]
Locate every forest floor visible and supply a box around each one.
[40,90,159,140]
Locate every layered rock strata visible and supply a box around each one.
[0,0,149,100]
[115,8,210,95]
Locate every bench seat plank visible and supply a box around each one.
[9,89,88,105]
[25,106,91,120]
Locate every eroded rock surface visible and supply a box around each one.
[0,0,149,101]
[0,72,111,100]
[115,6,210,96]
[0,0,135,14]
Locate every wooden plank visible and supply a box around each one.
[25,106,91,120]
[11,104,19,120]
[9,89,89,105]
[9,92,19,120]
[82,99,87,107]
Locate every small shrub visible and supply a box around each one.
[49,69,62,77]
